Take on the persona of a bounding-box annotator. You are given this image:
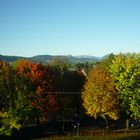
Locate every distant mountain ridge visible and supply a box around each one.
[0,55,26,62]
[0,54,107,63]
[75,55,99,59]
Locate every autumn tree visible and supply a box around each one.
[0,60,11,111]
[0,60,35,135]
[0,61,23,111]
[14,60,58,120]
[82,64,120,122]
[110,53,140,121]
[0,59,60,135]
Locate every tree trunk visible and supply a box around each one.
[105,119,109,131]
[62,120,65,133]
[126,119,129,130]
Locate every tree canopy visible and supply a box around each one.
[110,53,140,119]
[82,64,120,120]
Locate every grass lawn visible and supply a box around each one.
[33,135,140,140]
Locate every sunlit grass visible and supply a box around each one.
[33,135,140,140]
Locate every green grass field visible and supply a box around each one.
[33,135,140,140]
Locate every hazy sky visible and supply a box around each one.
[0,0,140,57]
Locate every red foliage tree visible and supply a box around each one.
[15,60,58,120]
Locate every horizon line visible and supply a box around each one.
[1,51,138,58]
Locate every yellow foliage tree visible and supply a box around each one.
[82,65,120,120]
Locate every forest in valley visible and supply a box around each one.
[1,53,140,137]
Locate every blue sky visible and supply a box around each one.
[0,0,140,57]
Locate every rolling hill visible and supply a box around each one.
[0,54,104,64]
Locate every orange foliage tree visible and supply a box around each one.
[15,60,58,120]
